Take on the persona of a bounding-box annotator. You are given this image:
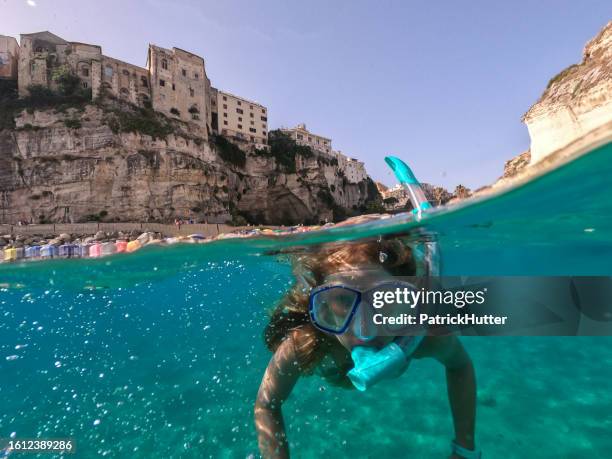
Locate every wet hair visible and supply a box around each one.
[263,235,416,383]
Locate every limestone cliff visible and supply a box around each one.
[523,21,612,163]
[0,102,377,225]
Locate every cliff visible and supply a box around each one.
[523,21,612,163]
[0,97,378,225]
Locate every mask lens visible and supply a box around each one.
[311,286,359,332]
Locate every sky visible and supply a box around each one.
[3,0,611,189]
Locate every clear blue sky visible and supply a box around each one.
[3,0,611,189]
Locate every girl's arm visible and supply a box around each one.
[255,336,301,459]
[415,335,477,454]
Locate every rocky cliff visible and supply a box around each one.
[0,98,378,225]
[523,21,612,163]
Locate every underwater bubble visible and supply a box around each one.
[5,355,19,361]
[93,419,101,426]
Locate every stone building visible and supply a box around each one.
[147,45,212,134]
[12,30,269,145]
[280,123,366,183]
[281,123,331,154]
[212,89,268,147]
[0,35,19,80]
[93,55,151,108]
[331,151,367,183]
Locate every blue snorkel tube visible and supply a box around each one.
[347,156,435,391]
[383,156,432,220]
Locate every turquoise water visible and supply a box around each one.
[1,142,612,458]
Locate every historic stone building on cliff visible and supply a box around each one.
[211,89,268,148]
[7,30,269,145]
[281,123,367,183]
[0,35,19,80]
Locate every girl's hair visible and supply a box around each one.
[263,235,416,381]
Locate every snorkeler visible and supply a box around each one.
[254,223,479,459]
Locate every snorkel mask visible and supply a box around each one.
[308,270,427,391]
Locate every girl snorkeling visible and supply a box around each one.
[254,221,479,458]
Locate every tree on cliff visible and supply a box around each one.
[432,186,452,205]
[453,184,471,200]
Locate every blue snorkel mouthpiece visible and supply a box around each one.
[348,343,410,391]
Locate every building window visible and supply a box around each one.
[223,120,228,125]
[189,105,200,120]
[250,136,255,142]
[249,128,256,133]
[250,113,254,118]
[223,104,227,109]
[223,112,227,118]
[237,100,241,106]
[262,131,266,137]
[262,108,266,113]
[82,67,89,77]
[250,105,253,109]
[104,66,113,77]
[194,73,199,79]
[297,134,303,140]
[161,59,168,70]
[250,121,254,125]
[261,116,267,121]
[82,82,89,89]
[236,108,243,114]
[182,68,186,77]
[120,87,129,98]
[159,79,165,87]
[238,117,242,122]
[223,95,227,101]
[122,69,129,76]
[35,46,43,53]
[262,124,266,129]
[190,88,194,97]
[308,137,312,142]
[141,76,148,87]
[172,83,176,90]
[316,139,320,144]
[238,124,242,129]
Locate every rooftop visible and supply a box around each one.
[216,89,266,108]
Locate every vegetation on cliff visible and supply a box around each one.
[212,135,246,168]
[102,106,176,140]
[0,78,90,131]
[260,130,316,173]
